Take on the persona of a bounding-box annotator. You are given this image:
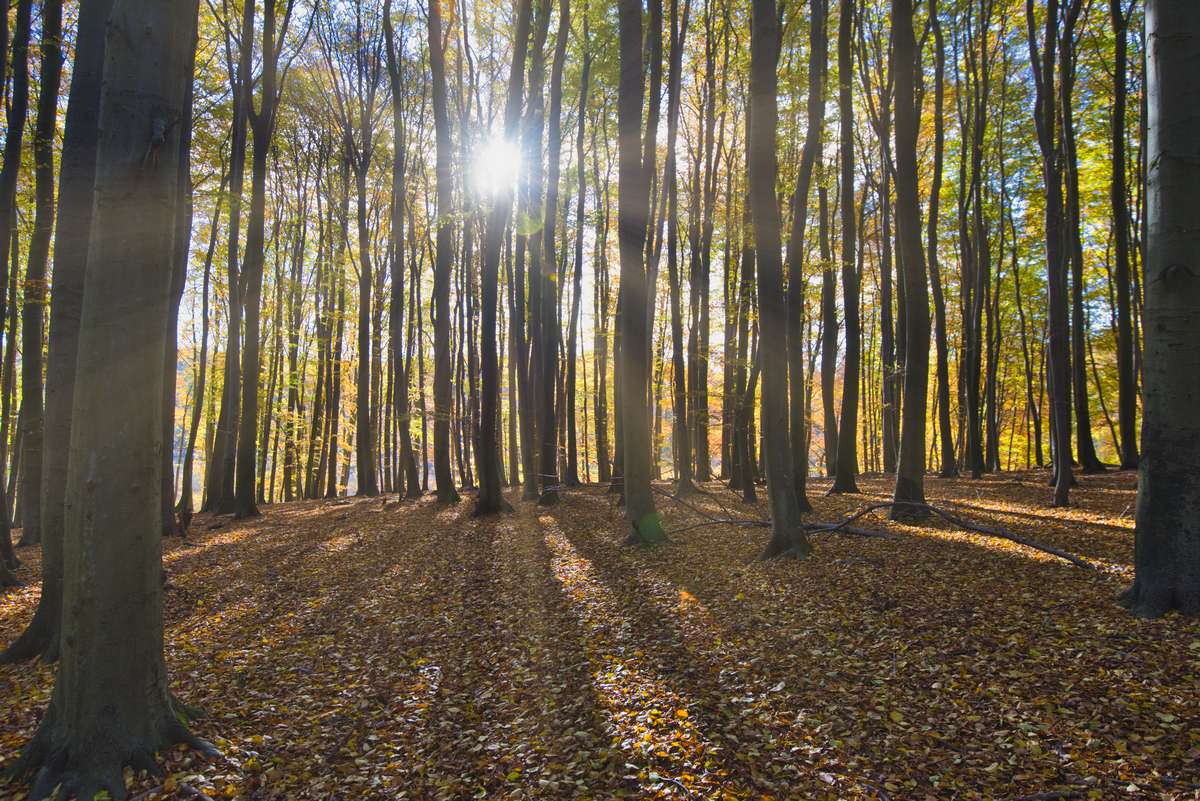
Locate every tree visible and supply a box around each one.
[785,0,827,510]
[831,0,860,494]
[1027,0,1077,507]
[383,0,425,500]
[1109,0,1138,471]
[617,0,662,544]
[10,1,218,795]
[236,0,310,517]
[427,0,461,503]
[750,0,812,560]
[15,0,64,549]
[927,0,955,478]
[664,0,694,496]
[475,0,533,514]
[1119,0,1200,618]
[889,0,930,519]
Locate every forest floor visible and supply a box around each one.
[1,470,1198,801]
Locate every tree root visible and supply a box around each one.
[0,565,19,589]
[10,705,220,801]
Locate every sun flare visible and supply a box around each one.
[470,137,522,198]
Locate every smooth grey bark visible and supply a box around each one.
[750,0,812,560]
[617,0,661,543]
[427,0,460,503]
[16,0,64,549]
[1110,0,1139,470]
[889,0,930,520]
[927,0,955,478]
[10,2,217,796]
[831,0,860,493]
[2,0,111,662]
[1119,0,1200,618]
[784,0,826,510]
[382,0,423,499]
[1027,0,1076,506]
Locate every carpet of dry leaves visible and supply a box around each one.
[1,470,1198,800]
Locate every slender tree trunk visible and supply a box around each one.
[927,0,955,478]
[831,0,860,493]
[1110,0,1138,470]
[15,0,63,549]
[785,0,826,509]
[428,0,460,503]
[3,0,111,659]
[1027,0,1075,506]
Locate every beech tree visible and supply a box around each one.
[10,2,217,795]
[617,0,662,544]
[749,0,812,560]
[1120,0,1200,618]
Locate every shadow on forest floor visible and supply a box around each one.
[1,469,1198,800]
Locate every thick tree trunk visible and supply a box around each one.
[10,3,216,795]
[617,0,662,544]
[890,0,930,520]
[1120,0,1200,618]
[3,0,110,662]
[750,0,811,560]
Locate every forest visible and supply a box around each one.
[0,0,1198,798]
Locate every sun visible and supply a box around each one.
[469,136,522,199]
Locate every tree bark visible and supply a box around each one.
[427,0,460,503]
[1110,0,1138,470]
[1119,0,1200,617]
[750,0,812,560]
[617,0,662,544]
[890,0,930,520]
[10,3,216,794]
[831,0,860,493]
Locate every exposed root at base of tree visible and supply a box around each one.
[1117,579,1200,618]
[9,709,220,801]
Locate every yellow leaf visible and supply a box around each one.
[676,708,689,719]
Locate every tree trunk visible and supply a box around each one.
[617,0,662,544]
[927,0,955,478]
[2,0,110,661]
[1110,0,1138,470]
[750,0,812,560]
[427,0,460,503]
[831,0,860,494]
[1119,0,1200,618]
[889,0,930,520]
[785,0,826,510]
[10,3,216,795]
[15,0,63,549]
